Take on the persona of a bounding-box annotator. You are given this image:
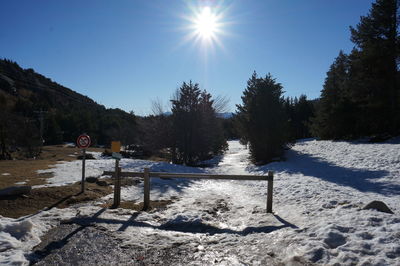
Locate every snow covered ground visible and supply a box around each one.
[1,139,399,265]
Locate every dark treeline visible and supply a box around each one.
[312,0,399,139]
[0,58,315,164]
[237,0,399,163]
[236,0,398,163]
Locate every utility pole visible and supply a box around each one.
[34,110,47,147]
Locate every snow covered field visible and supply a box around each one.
[1,139,399,265]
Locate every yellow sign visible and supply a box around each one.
[111,141,121,153]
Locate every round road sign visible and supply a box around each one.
[77,134,91,149]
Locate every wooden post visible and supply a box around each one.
[266,171,274,213]
[113,160,121,207]
[81,149,86,193]
[143,168,150,210]
[117,166,121,204]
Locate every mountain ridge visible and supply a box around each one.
[0,59,137,149]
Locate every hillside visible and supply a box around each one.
[0,59,137,158]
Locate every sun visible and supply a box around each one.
[180,3,231,52]
[186,5,225,46]
[194,7,218,40]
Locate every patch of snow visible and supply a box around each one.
[15,182,27,185]
[0,207,78,265]
[35,155,203,188]
[1,173,11,176]
[87,151,103,160]
[63,142,75,148]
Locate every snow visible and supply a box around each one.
[0,208,77,265]
[1,139,400,265]
[1,173,11,176]
[35,151,202,188]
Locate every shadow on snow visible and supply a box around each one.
[59,209,297,236]
[249,149,398,196]
[31,208,298,260]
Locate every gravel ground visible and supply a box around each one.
[29,223,195,265]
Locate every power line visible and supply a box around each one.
[34,110,48,145]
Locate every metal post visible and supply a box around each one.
[267,171,274,213]
[81,149,86,193]
[113,159,121,207]
[143,168,150,211]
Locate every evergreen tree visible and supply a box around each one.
[311,51,356,139]
[349,0,399,135]
[286,95,315,140]
[171,81,226,165]
[312,0,399,139]
[236,72,288,164]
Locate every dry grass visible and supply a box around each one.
[0,145,173,219]
[0,182,113,218]
[0,145,103,189]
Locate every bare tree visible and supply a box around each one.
[213,95,230,114]
[150,98,166,116]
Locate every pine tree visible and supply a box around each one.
[312,0,399,139]
[171,81,226,165]
[349,0,399,135]
[236,72,288,164]
[292,95,315,139]
[311,51,356,139]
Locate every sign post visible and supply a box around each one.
[77,134,91,193]
[111,141,122,207]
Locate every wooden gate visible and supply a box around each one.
[103,168,274,213]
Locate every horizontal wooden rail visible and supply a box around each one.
[103,169,274,213]
[102,171,272,181]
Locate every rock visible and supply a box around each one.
[323,231,347,249]
[0,186,32,197]
[96,180,109,186]
[363,201,394,214]
[86,177,98,183]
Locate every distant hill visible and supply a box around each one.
[163,111,233,119]
[216,112,233,119]
[0,59,137,153]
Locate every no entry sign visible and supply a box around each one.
[77,134,91,149]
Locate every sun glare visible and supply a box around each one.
[194,7,218,40]
[184,5,226,48]
[179,3,232,54]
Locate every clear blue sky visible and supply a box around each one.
[0,0,374,115]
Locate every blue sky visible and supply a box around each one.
[0,0,374,115]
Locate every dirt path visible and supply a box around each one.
[25,141,283,265]
[31,223,195,265]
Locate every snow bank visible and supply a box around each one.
[0,208,78,265]
[35,152,203,188]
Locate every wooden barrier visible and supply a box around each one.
[143,168,150,210]
[103,169,274,213]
